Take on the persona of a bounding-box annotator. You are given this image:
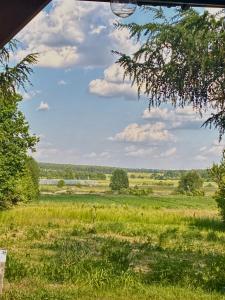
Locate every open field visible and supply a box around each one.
[0,194,225,299]
[39,177,217,196]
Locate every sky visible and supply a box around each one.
[14,1,224,170]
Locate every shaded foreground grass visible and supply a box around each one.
[0,194,225,299]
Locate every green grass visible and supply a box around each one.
[40,179,217,196]
[0,194,225,299]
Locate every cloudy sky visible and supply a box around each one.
[16,1,224,169]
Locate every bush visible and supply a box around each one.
[110,169,129,191]
[119,186,153,196]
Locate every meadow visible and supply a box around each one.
[1,193,225,299]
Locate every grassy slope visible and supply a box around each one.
[0,194,225,299]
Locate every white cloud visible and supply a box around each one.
[89,79,137,99]
[142,106,208,129]
[99,151,111,159]
[109,27,140,55]
[90,25,107,35]
[58,80,67,85]
[37,101,49,111]
[84,151,111,160]
[125,147,154,158]
[207,8,225,17]
[84,152,97,158]
[194,140,224,162]
[110,122,174,143]
[143,106,200,122]
[33,146,80,163]
[89,64,137,99]
[21,89,41,101]
[195,155,207,162]
[124,145,176,158]
[199,140,224,157]
[160,147,177,158]
[16,0,138,69]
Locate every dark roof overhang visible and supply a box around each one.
[0,0,224,49]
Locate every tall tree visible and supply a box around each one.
[210,152,225,223]
[110,169,129,191]
[115,8,225,138]
[177,170,203,195]
[0,41,38,207]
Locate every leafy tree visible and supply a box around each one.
[177,171,203,195]
[115,8,225,139]
[15,157,40,203]
[210,153,225,223]
[0,42,38,207]
[26,156,40,197]
[110,169,129,191]
[57,179,65,188]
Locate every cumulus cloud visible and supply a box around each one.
[142,106,207,129]
[124,144,176,158]
[90,25,107,35]
[89,64,137,99]
[197,140,224,159]
[33,146,80,163]
[16,0,138,69]
[110,122,174,143]
[37,101,49,111]
[194,139,224,162]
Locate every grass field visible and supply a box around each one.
[39,178,217,196]
[1,194,225,299]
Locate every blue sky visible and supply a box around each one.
[15,1,223,169]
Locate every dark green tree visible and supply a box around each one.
[210,153,225,223]
[177,171,203,195]
[15,157,40,203]
[110,169,129,191]
[0,41,38,207]
[57,179,65,188]
[115,8,225,139]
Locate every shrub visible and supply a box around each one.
[110,169,129,191]
[119,186,153,196]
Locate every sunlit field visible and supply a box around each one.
[39,176,217,197]
[1,193,225,299]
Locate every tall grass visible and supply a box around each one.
[0,194,225,299]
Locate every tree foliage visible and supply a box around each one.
[15,157,40,203]
[210,153,225,223]
[110,169,129,191]
[177,170,204,195]
[115,8,225,139]
[57,179,65,188]
[0,41,38,207]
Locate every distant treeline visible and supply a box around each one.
[39,163,211,181]
[150,170,211,181]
